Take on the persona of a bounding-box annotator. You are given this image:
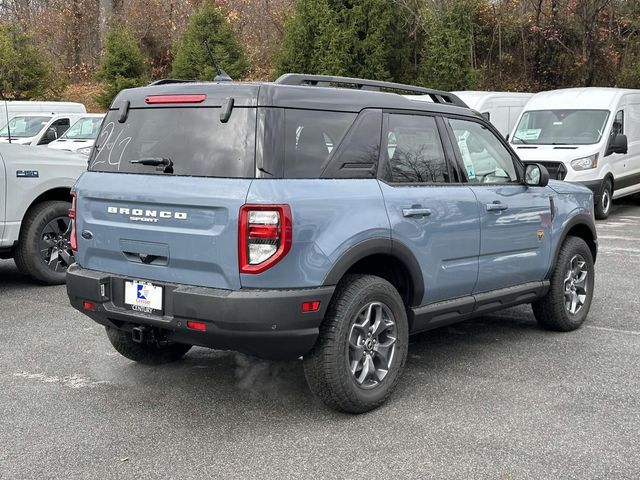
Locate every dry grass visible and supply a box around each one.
[60,83,107,113]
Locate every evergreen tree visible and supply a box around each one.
[419,1,478,91]
[275,0,415,83]
[95,25,147,108]
[171,5,247,81]
[0,25,54,100]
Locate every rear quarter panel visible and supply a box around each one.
[242,179,390,289]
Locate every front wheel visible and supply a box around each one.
[595,178,612,220]
[14,200,74,285]
[532,236,595,331]
[303,274,409,413]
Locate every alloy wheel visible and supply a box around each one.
[564,254,589,315]
[39,216,74,273]
[348,302,397,389]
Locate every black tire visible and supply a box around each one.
[595,178,612,220]
[303,274,409,414]
[14,200,74,285]
[532,236,595,332]
[106,327,192,365]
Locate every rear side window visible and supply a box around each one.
[283,109,356,178]
[383,114,449,183]
[89,107,256,178]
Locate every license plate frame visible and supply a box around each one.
[124,280,164,314]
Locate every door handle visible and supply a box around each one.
[486,202,508,212]
[403,207,432,218]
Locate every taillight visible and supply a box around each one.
[69,192,77,252]
[239,204,292,274]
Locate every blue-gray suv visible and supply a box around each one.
[66,74,598,413]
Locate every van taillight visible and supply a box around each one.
[69,192,77,252]
[239,205,292,274]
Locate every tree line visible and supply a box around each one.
[1,0,639,107]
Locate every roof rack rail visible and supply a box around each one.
[148,79,197,86]
[274,73,466,107]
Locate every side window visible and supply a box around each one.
[322,109,381,178]
[611,110,624,137]
[283,109,356,178]
[53,118,71,138]
[448,118,518,183]
[384,114,449,184]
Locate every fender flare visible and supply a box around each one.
[546,213,598,279]
[322,237,425,307]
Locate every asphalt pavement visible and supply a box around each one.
[1,199,639,479]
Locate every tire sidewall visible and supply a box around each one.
[596,179,612,219]
[335,279,409,407]
[19,201,72,284]
[553,237,595,327]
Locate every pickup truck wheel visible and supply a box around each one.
[303,274,409,413]
[14,200,74,285]
[595,178,612,219]
[106,327,192,365]
[532,236,594,331]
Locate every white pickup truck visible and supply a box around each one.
[0,144,87,284]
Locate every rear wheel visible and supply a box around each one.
[14,201,74,285]
[106,327,192,365]
[532,236,594,331]
[303,274,409,413]
[595,178,612,219]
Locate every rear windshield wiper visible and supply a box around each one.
[130,157,173,173]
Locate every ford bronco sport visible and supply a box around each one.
[66,74,597,413]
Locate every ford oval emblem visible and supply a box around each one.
[81,230,94,240]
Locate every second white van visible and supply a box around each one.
[453,91,533,137]
[511,88,640,219]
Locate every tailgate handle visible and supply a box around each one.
[123,251,168,266]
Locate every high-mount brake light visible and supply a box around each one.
[69,192,77,252]
[239,205,292,274]
[144,94,206,104]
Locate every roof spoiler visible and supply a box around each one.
[274,73,467,107]
[147,79,197,86]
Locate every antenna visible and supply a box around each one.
[2,97,11,144]
[203,40,233,82]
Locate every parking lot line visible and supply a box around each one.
[586,325,640,336]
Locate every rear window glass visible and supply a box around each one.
[89,107,256,178]
[283,109,356,178]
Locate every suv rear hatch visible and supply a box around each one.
[73,84,259,290]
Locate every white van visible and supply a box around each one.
[510,88,639,219]
[453,91,534,137]
[48,114,105,154]
[0,101,86,123]
[0,113,86,146]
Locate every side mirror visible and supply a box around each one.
[525,163,549,187]
[607,133,628,156]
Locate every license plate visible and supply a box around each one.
[124,281,163,313]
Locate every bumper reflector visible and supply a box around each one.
[186,321,206,332]
[83,300,96,311]
[301,301,321,313]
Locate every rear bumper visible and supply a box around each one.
[66,264,335,360]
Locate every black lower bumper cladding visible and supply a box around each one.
[66,264,335,360]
